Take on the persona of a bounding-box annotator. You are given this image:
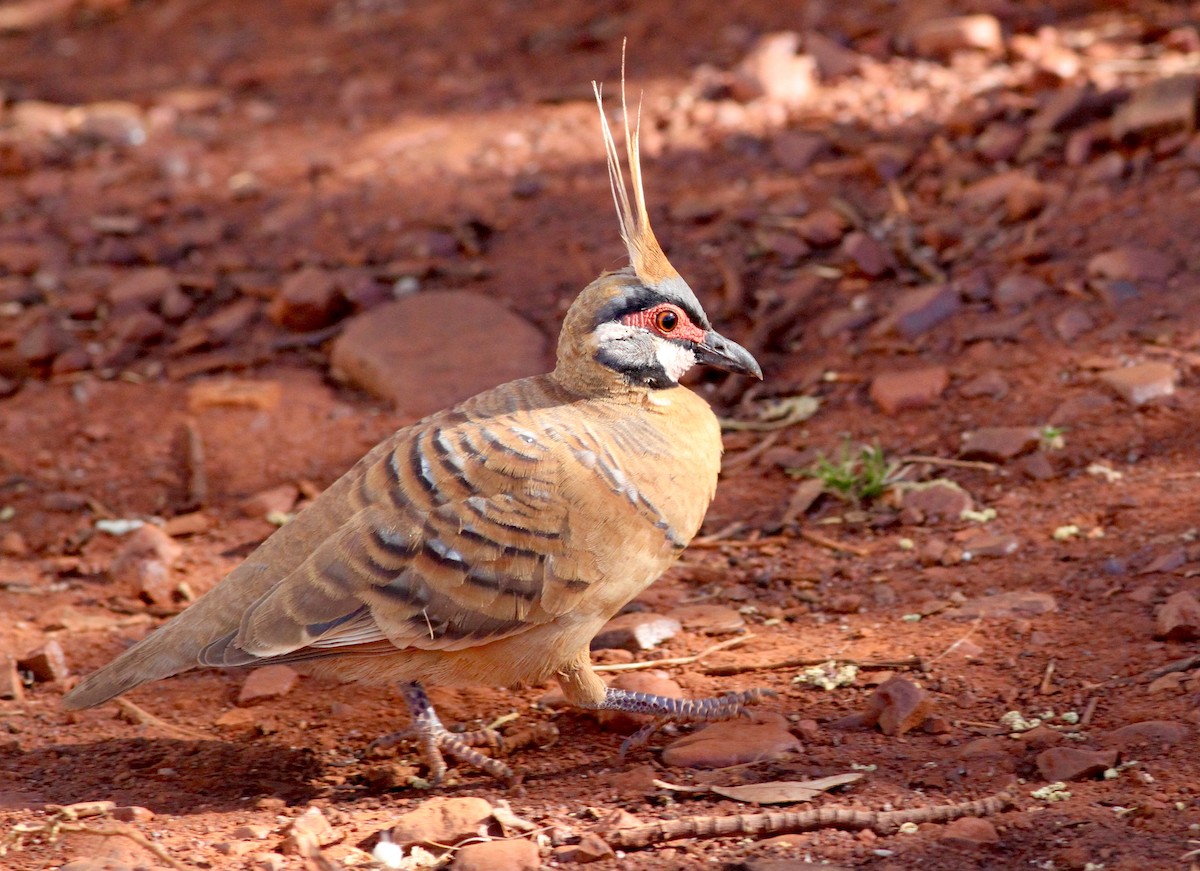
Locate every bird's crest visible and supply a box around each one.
[593,53,678,287]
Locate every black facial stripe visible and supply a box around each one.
[595,346,677,389]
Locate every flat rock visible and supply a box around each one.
[993,273,1048,309]
[733,32,816,105]
[662,712,801,768]
[330,291,548,418]
[961,532,1020,559]
[959,371,1009,399]
[666,604,745,635]
[238,664,300,705]
[107,267,177,314]
[948,590,1057,620]
[239,483,299,519]
[841,231,895,277]
[386,796,494,848]
[876,285,961,339]
[453,838,540,871]
[909,14,1003,57]
[552,833,614,864]
[268,266,345,332]
[1105,720,1189,748]
[1113,74,1198,139]
[1097,362,1177,406]
[187,379,283,412]
[280,806,337,853]
[591,612,681,652]
[1155,590,1200,641]
[899,480,972,523]
[1035,747,1117,782]
[1087,247,1177,284]
[869,366,949,414]
[1053,307,1095,342]
[941,816,1000,845]
[861,675,933,736]
[960,426,1041,461]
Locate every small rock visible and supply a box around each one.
[771,131,827,172]
[959,371,1009,399]
[899,480,972,523]
[1140,548,1186,575]
[797,207,848,247]
[666,604,745,635]
[386,797,494,848]
[1097,362,1177,406]
[662,712,801,768]
[18,639,68,682]
[281,806,337,854]
[909,14,1003,58]
[331,292,547,417]
[941,816,1000,845]
[1087,247,1177,284]
[1113,74,1199,140]
[162,512,211,537]
[733,32,817,105]
[975,122,1025,162]
[594,808,644,834]
[187,379,283,412]
[949,590,1057,619]
[110,806,154,822]
[1155,590,1200,641]
[268,266,346,332]
[1035,747,1118,782]
[861,676,933,736]
[552,833,614,864]
[993,273,1048,309]
[0,655,25,701]
[842,232,895,277]
[453,838,540,871]
[232,824,273,840]
[869,366,950,414]
[804,30,862,80]
[877,285,961,339]
[239,483,299,519]
[0,530,29,556]
[238,664,300,705]
[591,613,681,652]
[1053,307,1094,342]
[960,426,1042,461]
[597,671,683,733]
[109,524,183,607]
[107,267,177,314]
[961,532,1020,559]
[1106,720,1189,748]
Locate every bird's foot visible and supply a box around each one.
[586,687,775,757]
[366,682,518,785]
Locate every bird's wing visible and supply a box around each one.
[198,408,605,667]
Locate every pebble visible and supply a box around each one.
[281,806,337,853]
[1035,747,1118,782]
[1105,720,1189,748]
[732,32,816,105]
[876,285,960,339]
[959,371,1009,399]
[948,590,1057,619]
[869,366,950,414]
[453,838,540,871]
[908,14,1003,57]
[268,266,345,332]
[841,231,895,277]
[993,273,1048,309]
[661,712,801,768]
[797,208,849,247]
[0,530,29,556]
[805,30,862,80]
[666,604,745,635]
[940,816,1000,845]
[386,797,494,848]
[1097,362,1177,406]
[162,512,211,537]
[960,532,1020,560]
[18,639,69,682]
[960,426,1042,461]
[187,379,283,412]
[771,130,827,172]
[1053,307,1095,342]
[860,676,933,736]
[899,480,972,523]
[597,671,683,733]
[110,806,154,822]
[1112,74,1198,139]
[330,291,547,418]
[1087,247,1177,284]
[106,267,177,314]
[109,524,183,607]
[237,664,300,705]
[239,483,299,519]
[552,833,614,864]
[1155,590,1200,641]
[591,612,681,652]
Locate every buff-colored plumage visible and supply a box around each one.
[66,68,764,781]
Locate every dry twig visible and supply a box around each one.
[705,654,922,678]
[798,527,870,557]
[595,635,752,673]
[114,698,212,741]
[3,804,187,870]
[898,455,999,473]
[606,791,1015,849]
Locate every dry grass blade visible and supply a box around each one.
[705,654,922,678]
[114,697,212,741]
[594,635,752,673]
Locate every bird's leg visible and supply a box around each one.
[556,650,772,756]
[366,681,515,784]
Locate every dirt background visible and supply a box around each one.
[2,0,1200,868]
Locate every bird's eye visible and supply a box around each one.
[655,309,679,333]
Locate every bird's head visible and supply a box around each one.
[552,77,761,397]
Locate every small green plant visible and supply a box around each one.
[1039,425,1066,451]
[798,441,901,506]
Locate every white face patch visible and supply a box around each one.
[653,337,696,382]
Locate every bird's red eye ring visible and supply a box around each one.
[655,309,679,333]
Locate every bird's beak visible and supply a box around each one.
[694,330,763,380]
